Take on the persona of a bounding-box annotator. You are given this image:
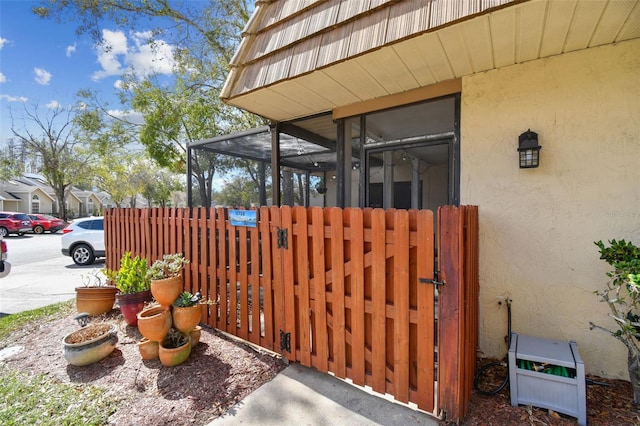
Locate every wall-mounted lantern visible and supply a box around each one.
[518,129,541,168]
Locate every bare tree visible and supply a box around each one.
[10,104,91,221]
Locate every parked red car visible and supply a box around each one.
[0,212,33,237]
[28,214,65,234]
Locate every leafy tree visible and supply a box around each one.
[35,0,266,207]
[0,139,25,181]
[10,104,92,221]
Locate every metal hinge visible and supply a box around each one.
[419,269,445,288]
[277,228,288,249]
[280,330,291,353]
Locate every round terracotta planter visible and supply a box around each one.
[138,338,159,360]
[75,286,118,316]
[151,275,183,307]
[62,323,118,366]
[190,325,202,346]
[137,305,172,342]
[159,334,191,367]
[117,290,153,326]
[172,305,202,334]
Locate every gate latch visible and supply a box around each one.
[419,270,445,288]
[277,228,288,249]
[280,330,291,353]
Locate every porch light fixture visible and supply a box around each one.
[518,129,541,168]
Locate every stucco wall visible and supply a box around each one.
[461,38,640,379]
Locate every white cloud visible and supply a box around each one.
[109,109,145,125]
[92,29,175,81]
[0,94,27,102]
[46,100,61,109]
[66,42,77,57]
[34,68,52,85]
[0,73,6,83]
[0,37,7,49]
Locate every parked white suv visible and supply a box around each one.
[61,217,105,266]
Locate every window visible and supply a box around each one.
[32,194,40,213]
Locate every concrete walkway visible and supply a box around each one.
[209,363,441,426]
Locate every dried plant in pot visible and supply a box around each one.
[62,314,118,366]
[590,239,640,403]
[75,270,117,316]
[149,253,190,307]
[159,328,191,367]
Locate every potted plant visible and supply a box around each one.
[590,239,640,404]
[102,252,152,326]
[62,314,118,366]
[158,327,191,367]
[75,270,117,316]
[149,253,190,307]
[172,291,205,334]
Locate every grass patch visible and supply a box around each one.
[0,300,74,346]
[0,365,118,425]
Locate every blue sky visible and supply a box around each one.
[0,0,178,143]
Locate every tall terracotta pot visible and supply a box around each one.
[117,290,152,326]
[151,275,183,307]
[75,286,117,316]
[172,305,202,334]
[137,305,172,342]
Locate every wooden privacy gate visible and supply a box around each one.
[105,205,478,422]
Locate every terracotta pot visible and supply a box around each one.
[151,275,183,307]
[117,290,153,326]
[75,286,117,316]
[137,338,159,360]
[159,334,191,367]
[62,323,118,366]
[190,325,202,346]
[172,304,202,334]
[137,305,172,342]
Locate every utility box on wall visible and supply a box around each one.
[508,333,586,426]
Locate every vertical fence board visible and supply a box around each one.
[293,206,311,366]
[416,209,435,411]
[249,211,261,345]
[259,206,274,351]
[311,207,329,372]
[238,218,249,341]
[216,208,228,331]
[370,209,387,394]
[349,208,365,386]
[270,206,285,356]
[394,210,410,403]
[281,206,296,362]
[330,207,346,378]
[438,206,463,420]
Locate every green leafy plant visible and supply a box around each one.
[148,253,190,280]
[173,291,214,308]
[590,239,640,403]
[102,252,151,294]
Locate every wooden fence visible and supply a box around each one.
[104,205,478,422]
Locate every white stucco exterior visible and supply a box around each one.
[461,38,640,379]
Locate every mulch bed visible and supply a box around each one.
[1,307,639,425]
[1,308,285,425]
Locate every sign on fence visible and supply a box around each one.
[229,209,257,227]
